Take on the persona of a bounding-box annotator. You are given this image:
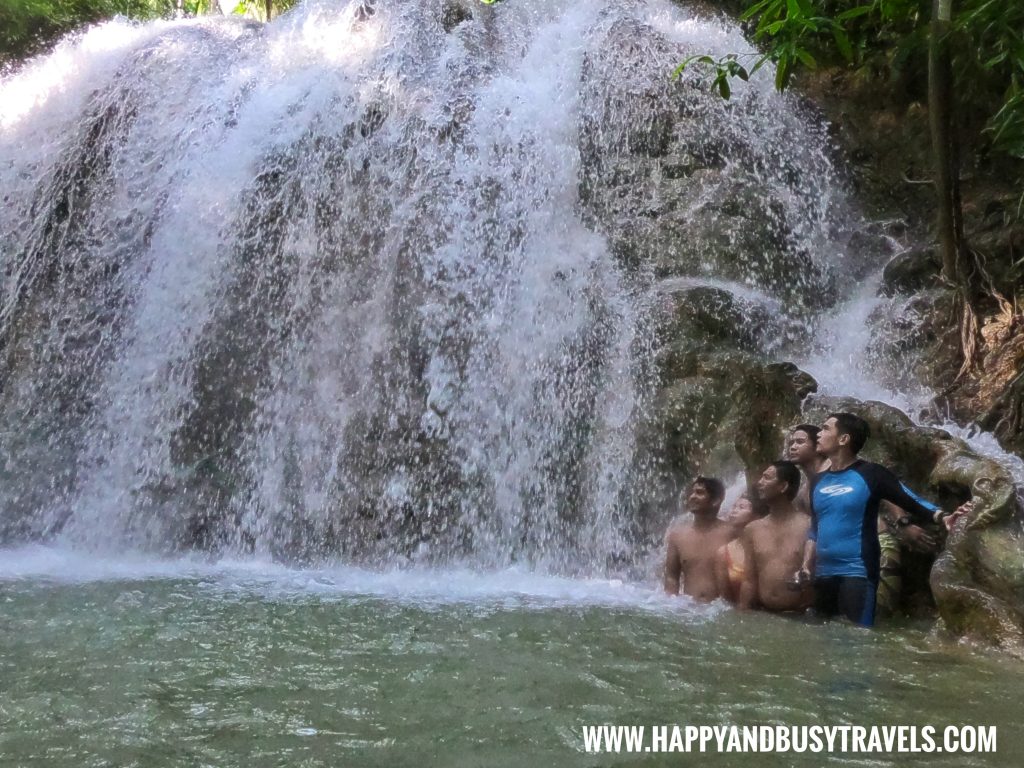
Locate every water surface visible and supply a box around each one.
[2,548,1021,767]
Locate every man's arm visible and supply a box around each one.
[664,532,681,595]
[738,529,758,610]
[799,538,815,580]
[880,500,938,552]
[870,465,943,526]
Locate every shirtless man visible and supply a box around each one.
[664,476,732,601]
[787,424,829,515]
[738,461,813,612]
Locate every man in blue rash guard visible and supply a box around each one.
[795,413,967,627]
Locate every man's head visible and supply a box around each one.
[726,494,759,527]
[818,413,870,457]
[787,424,821,465]
[755,461,801,502]
[685,476,725,516]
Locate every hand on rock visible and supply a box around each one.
[944,501,974,531]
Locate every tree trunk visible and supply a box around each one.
[929,0,962,283]
[929,0,983,374]
[265,0,272,21]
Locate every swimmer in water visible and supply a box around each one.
[738,462,813,613]
[798,413,966,627]
[714,494,762,605]
[664,476,732,602]
[787,424,829,515]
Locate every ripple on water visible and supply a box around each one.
[2,548,1023,766]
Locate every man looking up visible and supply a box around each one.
[787,424,829,514]
[798,413,965,626]
[664,476,732,602]
[739,461,813,612]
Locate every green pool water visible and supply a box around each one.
[1,548,1021,767]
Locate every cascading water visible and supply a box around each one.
[0,0,909,570]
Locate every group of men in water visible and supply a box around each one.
[663,412,972,627]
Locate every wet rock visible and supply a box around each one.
[639,353,817,535]
[880,246,940,296]
[440,0,472,32]
[639,272,819,530]
[656,285,773,361]
[576,15,836,312]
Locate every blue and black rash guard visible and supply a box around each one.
[808,461,939,582]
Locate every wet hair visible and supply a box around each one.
[693,476,725,503]
[829,412,870,455]
[792,424,821,445]
[770,461,802,501]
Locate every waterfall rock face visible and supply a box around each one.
[2,0,1022,652]
[0,0,872,569]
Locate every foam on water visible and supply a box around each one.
[0,544,719,615]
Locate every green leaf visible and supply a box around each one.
[741,0,778,22]
[837,5,873,22]
[786,0,801,19]
[775,56,791,91]
[833,27,853,62]
[750,55,770,75]
[795,48,817,69]
[717,76,731,100]
[985,51,1008,67]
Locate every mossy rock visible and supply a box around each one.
[640,346,817,538]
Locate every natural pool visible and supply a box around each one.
[1,548,1021,767]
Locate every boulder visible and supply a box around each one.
[637,284,817,537]
[880,246,941,296]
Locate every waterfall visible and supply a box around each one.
[1,0,865,568]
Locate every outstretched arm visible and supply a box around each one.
[944,500,974,531]
[873,466,943,526]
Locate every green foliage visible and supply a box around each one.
[0,0,299,64]
[1,0,170,62]
[0,0,309,67]
[680,0,1024,159]
[954,0,1024,156]
[740,0,874,89]
[674,53,754,99]
[230,0,298,22]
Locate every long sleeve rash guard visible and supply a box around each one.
[808,460,939,582]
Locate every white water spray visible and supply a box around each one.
[4,0,997,571]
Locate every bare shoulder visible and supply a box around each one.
[744,518,769,540]
[786,512,811,534]
[665,520,692,546]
